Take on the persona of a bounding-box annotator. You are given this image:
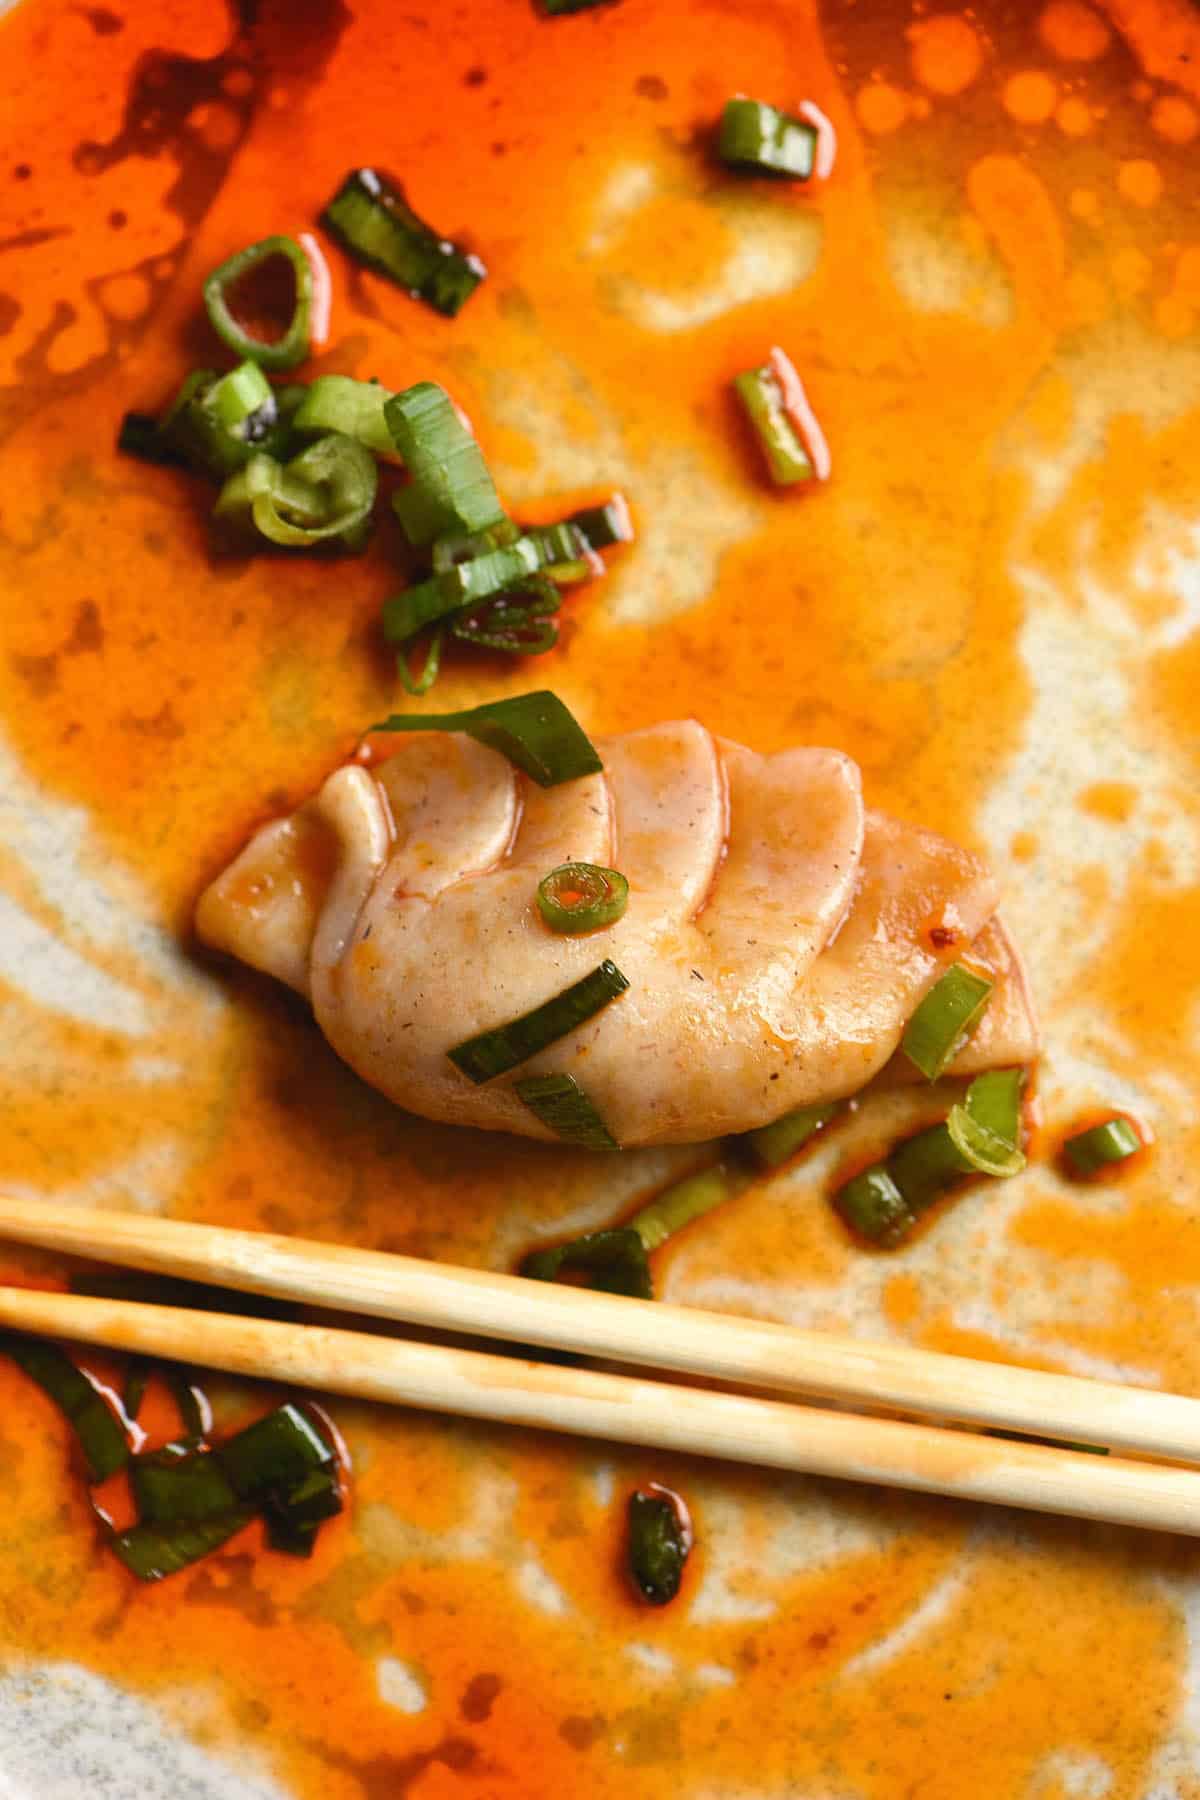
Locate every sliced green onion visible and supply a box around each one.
[627,1487,692,1605]
[293,375,402,462]
[386,382,505,544]
[744,1101,837,1169]
[536,862,629,934]
[902,964,994,1080]
[167,1369,208,1443]
[123,1360,150,1422]
[449,960,629,1084]
[540,0,616,11]
[448,579,561,654]
[203,235,316,372]
[567,494,634,550]
[2,1338,129,1481]
[514,1072,620,1150]
[945,1103,1025,1179]
[734,350,831,486]
[370,690,603,787]
[263,1465,343,1557]
[321,168,486,317]
[143,362,280,480]
[431,520,521,572]
[963,1067,1024,1150]
[110,1511,255,1582]
[397,629,444,696]
[719,97,817,179]
[523,521,586,567]
[214,433,378,549]
[1064,1116,1142,1176]
[131,1444,239,1525]
[522,1227,652,1298]
[834,1165,913,1247]
[216,1403,335,1504]
[628,1160,749,1252]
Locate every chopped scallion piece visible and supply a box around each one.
[123,1360,149,1422]
[568,494,634,549]
[522,1227,652,1298]
[1064,1116,1142,1176]
[627,1487,692,1605]
[539,0,617,13]
[834,1165,913,1247]
[140,362,282,481]
[902,963,994,1080]
[431,520,521,572]
[944,1102,1025,1179]
[216,1403,335,1504]
[110,1511,255,1583]
[321,168,486,317]
[264,1465,343,1556]
[2,1337,129,1481]
[131,1444,239,1524]
[203,235,317,372]
[963,1067,1024,1150]
[397,629,444,696]
[370,690,603,787]
[167,1369,208,1443]
[744,1101,837,1169]
[734,347,831,487]
[117,410,187,467]
[449,959,629,1083]
[385,382,506,543]
[719,97,817,179]
[448,579,561,654]
[514,1072,620,1149]
[628,1160,750,1252]
[293,375,402,461]
[536,862,629,934]
[214,433,378,549]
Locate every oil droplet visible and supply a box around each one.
[1150,95,1198,146]
[1069,187,1101,223]
[1078,781,1136,822]
[856,82,910,135]
[1037,1,1111,63]
[1065,269,1109,328]
[1003,70,1058,124]
[98,272,150,322]
[1109,247,1152,299]
[1010,830,1039,861]
[1117,159,1163,208]
[907,14,983,96]
[1055,96,1093,137]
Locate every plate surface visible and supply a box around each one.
[3,0,1200,1794]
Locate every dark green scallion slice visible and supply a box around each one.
[117,410,187,467]
[203,235,317,372]
[627,1487,692,1605]
[293,375,402,461]
[370,690,603,787]
[167,1369,208,1443]
[1063,1116,1142,1176]
[385,381,505,544]
[734,362,813,485]
[123,1359,150,1423]
[567,494,634,550]
[321,168,486,318]
[214,433,378,550]
[539,0,617,14]
[216,1402,335,1504]
[431,519,521,572]
[834,1165,913,1247]
[110,1511,256,1583]
[447,579,561,654]
[719,97,817,179]
[744,1101,837,1169]
[536,862,629,934]
[140,362,280,481]
[2,1337,129,1481]
[902,963,995,1080]
[514,1073,620,1150]
[264,1464,344,1557]
[522,1227,652,1298]
[449,959,629,1084]
[628,1160,750,1252]
[131,1444,239,1525]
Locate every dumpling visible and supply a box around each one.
[196,718,1038,1147]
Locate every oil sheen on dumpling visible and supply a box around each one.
[196,720,1037,1147]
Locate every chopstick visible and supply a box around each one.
[0,1192,1197,1464]
[3,1281,1200,1536]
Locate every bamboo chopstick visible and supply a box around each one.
[0,1192,1196,1465]
[1,1282,1199,1537]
